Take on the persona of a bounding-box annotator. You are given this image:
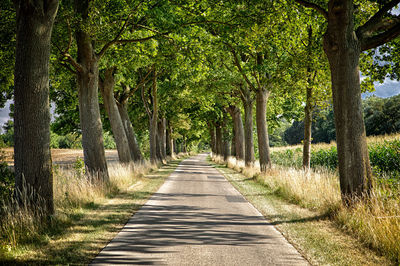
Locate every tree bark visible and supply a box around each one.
[215,122,223,156]
[323,0,372,203]
[117,103,143,162]
[158,118,166,159]
[228,105,245,161]
[166,121,174,157]
[302,86,313,170]
[222,114,230,161]
[14,0,59,215]
[99,68,132,163]
[75,30,109,182]
[156,131,163,161]
[173,139,178,154]
[231,125,236,157]
[242,92,255,166]
[303,26,314,171]
[149,71,158,163]
[256,89,272,172]
[208,123,217,154]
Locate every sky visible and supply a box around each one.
[0,101,56,131]
[0,79,399,130]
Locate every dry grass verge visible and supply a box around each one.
[0,155,186,264]
[212,154,399,264]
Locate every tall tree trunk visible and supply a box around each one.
[323,0,372,203]
[75,30,109,182]
[303,26,314,171]
[117,103,143,162]
[222,114,230,161]
[14,0,59,215]
[174,139,178,154]
[215,122,223,156]
[149,72,158,163]
[208,123,217,154]
[242,94,255,166]
[99,68,131,163]
[231,125,236,157]
[156,131,163,161]
[158,118,166,159]
[162,118,167,158]
[228,105,245,161]
[166,121,174,157]
[303,86,313,170]
[256,89,271,172]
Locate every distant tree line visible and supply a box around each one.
[283,94,400,145]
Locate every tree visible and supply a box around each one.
[53,0,172,180]
[99,67,132,163]
[294,0,400,203]
[13,0,59,215]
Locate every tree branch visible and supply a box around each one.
[63,18,73,54]
[225,43,256,91]
[129,67,153,97]
[59,61,77,74]
[357,0,400,38]
[97,14,133,58]
[361,22,400,51]
[53,40,84,73]
[294,0,328,20]
[120,67,154,105]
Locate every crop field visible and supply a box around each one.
[270,133,400,183]
[1,148,119,167]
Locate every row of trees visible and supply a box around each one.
[4,0,400,217]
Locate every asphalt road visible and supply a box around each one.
[91,153,308,265]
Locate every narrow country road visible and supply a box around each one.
[91,154,308,265]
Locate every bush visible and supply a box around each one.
[103,132,116,149]
[50,132,82,149]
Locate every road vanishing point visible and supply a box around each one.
[92,153,308,265]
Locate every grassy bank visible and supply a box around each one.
[0,155,186,264]
[211,155,399,265]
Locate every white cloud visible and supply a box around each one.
[362,78,400,98]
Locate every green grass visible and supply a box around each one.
[0,158,184,264]
[210,158,393,266]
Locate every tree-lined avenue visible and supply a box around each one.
[91,154,308,265]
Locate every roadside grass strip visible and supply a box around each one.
[210,160,393,266]
[0,158,184,264]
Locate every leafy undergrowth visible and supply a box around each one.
[211,155,398,265]
[0,155,186,264]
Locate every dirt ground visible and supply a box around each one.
[1,148,119,166]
